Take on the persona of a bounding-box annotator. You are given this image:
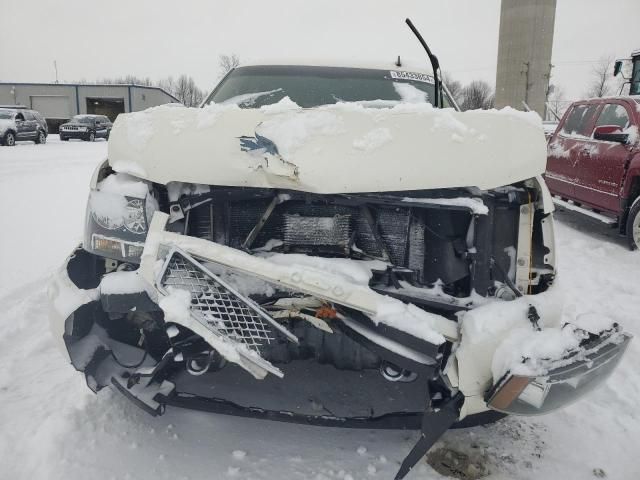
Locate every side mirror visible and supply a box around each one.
[614,60,623,77]
[593,125,628,143]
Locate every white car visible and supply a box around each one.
[48,61,630,479]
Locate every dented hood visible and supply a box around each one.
[107,103,546,193]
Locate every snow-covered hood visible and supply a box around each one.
[107,102,546,193]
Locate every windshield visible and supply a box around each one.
[71,116,95,124]
[206,65,454,109]
[0,110,14,120]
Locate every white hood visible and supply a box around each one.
[107,102,546,193]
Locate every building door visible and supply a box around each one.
[86,98,125,122]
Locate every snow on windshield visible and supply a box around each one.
[220,89,283,107]
[392,82,429,103]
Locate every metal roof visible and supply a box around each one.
[0,82,180,102]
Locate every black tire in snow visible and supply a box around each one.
[35,130,46,144]
[626,197,640,250]
[3,131,15,146]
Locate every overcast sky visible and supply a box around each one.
[1,0,638,100]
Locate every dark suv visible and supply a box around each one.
[0,108,48,146]
[59,115,113,142]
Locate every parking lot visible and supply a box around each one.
[0,137,638,480]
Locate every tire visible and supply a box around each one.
[626,197,640,250]
[3,131,15,146]
[35,130,46,144]
[87,131,95,142]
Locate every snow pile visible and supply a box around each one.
[123,108,153,151]
[374,298,446,345]
[261,96,302,114]
[96,171,150,198]
[256,110,344,157]
[459,290,563,346]
[263,252,386,285]
[89,172,155,228]
[99,270,149,295]
[107,100,546,193]
[157,286,193,325]
[491,324,587,380]
[196,102,242,129]
[352,127,392,151]
[392,83,429,103]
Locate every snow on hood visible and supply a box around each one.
[107,102,546,194]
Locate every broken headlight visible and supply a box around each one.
[486,329,631,415]
[83,174,157,263]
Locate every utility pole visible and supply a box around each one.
[495,0,557,116]
[54,61,59,84]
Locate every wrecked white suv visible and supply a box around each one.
[49,62,630,479]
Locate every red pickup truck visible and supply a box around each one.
[545,96,640,249]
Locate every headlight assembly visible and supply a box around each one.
[84,172,158,263]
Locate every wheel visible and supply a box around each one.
[35,130,46,144]
[87,131,95,142]
[626,197,640,250]
[3,131,15,146]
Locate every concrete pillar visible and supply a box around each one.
[495,0,556,117]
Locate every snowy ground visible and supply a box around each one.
[0,136,638,480]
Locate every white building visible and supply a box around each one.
[0,83,179,132]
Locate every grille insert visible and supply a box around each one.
[157,248,296,360]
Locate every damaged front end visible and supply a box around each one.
[49,160,631,478]
[49,77,637,478]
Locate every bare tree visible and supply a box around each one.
[168,74,207,107]
[218,54,240,78]
[158,76,177,96]
[546,84,569,121]
[460,80,495,111]
[74,74,208,107]
[442,72,463,105]
[585,56,614,98]
[78,75,154,86]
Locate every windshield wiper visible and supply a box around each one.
[405,18,443,108]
